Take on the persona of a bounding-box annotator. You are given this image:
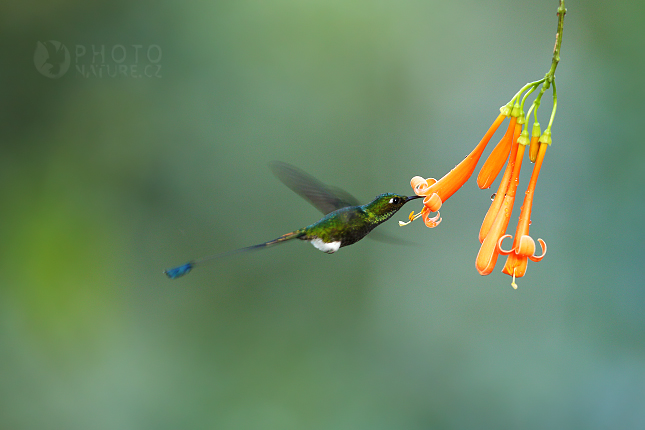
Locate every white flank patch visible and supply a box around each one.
[310,238,341,254]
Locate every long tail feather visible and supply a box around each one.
[164,229,306,279]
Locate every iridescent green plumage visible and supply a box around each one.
[299,192,415,251]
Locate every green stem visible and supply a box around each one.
[543,1,566,89]
[510,79,544,105]
[547,80,557,129]
[505,2,566,129]
[541,1,565,131]
[533,1,565,132]
[520,84,538,113]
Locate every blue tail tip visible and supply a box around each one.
[164,263,193,279]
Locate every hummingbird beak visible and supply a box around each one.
[405,195,423,202]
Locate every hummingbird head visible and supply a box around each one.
[364,193,423,223]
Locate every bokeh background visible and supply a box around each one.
[2,0,644,428]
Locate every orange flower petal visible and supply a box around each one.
[516,235,536,256]
[476,138,526,275]
[411,176,429,194]
[423,193,443,212]
[476,196,513,275]
[497,234,514,255]
[502,252,528,279]
[528,238,547,262]
[477,116,516,189]
[425,113,507,204]
[479,123,523,242]
[422,210,442,228]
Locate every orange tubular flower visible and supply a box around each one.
[477,115,516,190]
[497,137,548,288]
[401,112,507,228]
[478,120,523,242]
[475,127,527,276]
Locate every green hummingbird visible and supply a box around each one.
[164,161,422,279]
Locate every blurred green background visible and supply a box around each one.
[2,0,644,428]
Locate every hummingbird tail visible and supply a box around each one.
[163,229,306,279]
[164,262,194,279]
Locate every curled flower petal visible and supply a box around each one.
[411,177,437,196]
[497,234,514,255]
[423,193,443,212]
[410,176,426,187]
[516,235,537,256]
[411,176,427,193]
[422,209,441,228]
[499,235,542,283]
[528,238,547,262]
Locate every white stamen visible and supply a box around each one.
[511,268,518,289]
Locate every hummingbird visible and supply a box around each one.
[164,161,422,279]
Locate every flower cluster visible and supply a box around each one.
[399,0,567,289]
[474,98,550,288]
[401,92,554,288]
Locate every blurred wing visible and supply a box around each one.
[269,161,359,214]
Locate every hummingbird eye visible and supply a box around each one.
[389,197,401,204]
